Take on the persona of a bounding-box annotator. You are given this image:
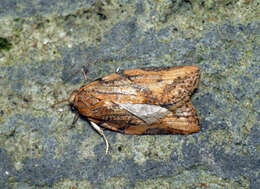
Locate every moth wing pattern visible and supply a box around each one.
[87,100,199,135]
[114,103,169,124]
[72,66,200,135]
[85,66,199,107]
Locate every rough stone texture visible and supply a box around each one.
[0,0,259,188]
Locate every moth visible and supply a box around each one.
[53,66,200,154]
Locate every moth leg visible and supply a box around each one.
[116,66,120,73]
[69,113,79,129]
[90,121,109,154]
[81,65,88,81]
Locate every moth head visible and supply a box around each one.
[68,90,78,105]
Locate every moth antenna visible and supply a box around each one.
[90,121,109,154]
[51,98,69,108]
[63,70,80,83]
[62,64,89,83]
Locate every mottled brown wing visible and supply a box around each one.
[88,101,200,134]
[72,66,200,134]
[82,66,199,107]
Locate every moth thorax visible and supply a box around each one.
[69,90,78,104]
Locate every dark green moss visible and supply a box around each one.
[0,37,12,51]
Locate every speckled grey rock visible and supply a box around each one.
[0,0,259,188]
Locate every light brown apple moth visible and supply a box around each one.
[53,66,200,153]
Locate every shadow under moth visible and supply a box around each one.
[53,65,200,154]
